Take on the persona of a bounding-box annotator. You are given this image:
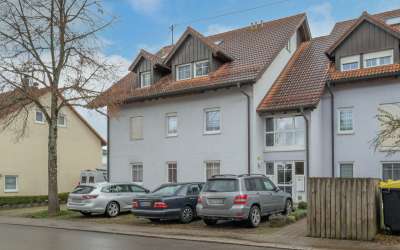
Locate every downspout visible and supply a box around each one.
[326,82,335,177]
[300,107,310,179]
[237,83,251,174]
[107,115,110,181]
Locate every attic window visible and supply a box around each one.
[140,71,151,88]
[385,17,400,25]
[213,40,223,45]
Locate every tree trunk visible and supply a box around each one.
[48,93,59,216]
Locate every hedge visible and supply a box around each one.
[0,193,69,206]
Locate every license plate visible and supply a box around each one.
[208,198,224,205]
[140,201,151,207]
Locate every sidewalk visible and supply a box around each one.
[0,216,398,250]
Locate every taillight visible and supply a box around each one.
[197,196,202,203]
[234,194,248,205]
[82,195,98,200]
[153,201,168,209]
[132,200,139,208]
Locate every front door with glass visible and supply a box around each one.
[277,162,293,195]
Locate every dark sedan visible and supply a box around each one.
[132,182,204,223]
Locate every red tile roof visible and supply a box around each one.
[93,13,307,107]
[328,63,400,82]
[257,9,400,113]
[128,49,169,71]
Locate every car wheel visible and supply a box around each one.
[180,206,194,224]
[203,219,218,226]
[283,199,293,215]
[79,211,92,216]
[105,201,120,217]
[247,205,261,228]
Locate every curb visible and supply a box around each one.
[0,220,322,250]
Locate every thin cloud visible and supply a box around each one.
[307,2,336,37]
[127,0,162,14]
[204,24,234,36]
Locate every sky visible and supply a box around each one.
[83,0,400,139]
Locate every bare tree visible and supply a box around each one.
[0,0,118,216]
[373,106,400,155]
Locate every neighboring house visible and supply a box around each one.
[96,9,400,202]
[0,89,106,196]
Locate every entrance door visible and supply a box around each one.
[277,162,293,195]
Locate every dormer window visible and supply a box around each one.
[176,63,192,81]
[364,49,393,68]
[194,60,209,78]
[340,55,360,71]
[140,71,151,88]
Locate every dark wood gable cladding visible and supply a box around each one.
[133,57,163,87]
[327,13,400,70]
[170,34,216,80]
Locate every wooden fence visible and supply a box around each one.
[307,178,381,241]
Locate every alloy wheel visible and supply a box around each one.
[250,206,261,227]
[181,206,193,223]
[107,202,119,217]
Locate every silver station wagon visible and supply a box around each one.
[67,182,149,217]
[196,174,293,227]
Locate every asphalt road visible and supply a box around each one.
[0,224,278,250]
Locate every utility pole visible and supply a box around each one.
[169,24,175,45]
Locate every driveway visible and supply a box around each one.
[0,223,276,250]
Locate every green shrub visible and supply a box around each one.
[298,201,308,210]
[290,209,307,220]
[0,193,69,206]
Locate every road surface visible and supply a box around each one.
[0,223,278,250]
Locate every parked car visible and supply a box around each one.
[196,174,292,227]
[67,182,149,217]
[132,182,204,223]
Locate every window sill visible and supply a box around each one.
[4,190,18,193]
[203,131,221,136]
[35,121,45,124]
[264,146,305,152]
[337,131,354,135]
[130,138,144,141]
[166,134,178,138]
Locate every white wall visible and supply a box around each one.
[109,88,248,189]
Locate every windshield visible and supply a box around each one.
[71,185,95,194]
[204,179,238,192]
[152,185,183,196]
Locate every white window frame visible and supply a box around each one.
[264,116,305,152]
[194,60,210,78]
[363,49,394,68]
[338,162,354,178]
[140,71,151,88]
[176,63,192,81]
[167,161,177,183]
[337,108,354,134]
[382,162,400,181]
[57,113,67,127]
[204,107,221,135]
[35,110,45,124]
[165,113,178,137]
[340,55,360,71]
[285,39,292,52]
[4,175,18,193]
[131,163,143,184]
[130,116,144,140]
[205,160,220,180]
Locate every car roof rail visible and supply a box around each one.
[237,174,267,178]
[210,174,238,178]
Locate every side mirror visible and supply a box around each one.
[145,189,150,193]
[274,187,280,192]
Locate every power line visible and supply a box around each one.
[168,0,293,44]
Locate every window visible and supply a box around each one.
[382,162,400,181]
[203,179,238,192]
[35,110,45,123]
[340,163,354,178]
[340,55,360,71]
[187,184,201,195]
[245,178,267,191]
[88,176,95,183]
[131,163,143,183]
[194,60,210,77]
[338,108,354,134]
[57,114,66,127]
[204,108,221,134]
[285,39,292,52]
[266,162,274,175]
[129,185,146,193]
[166,113,178,137]
[140,71,151,88]
[205,161,220,179]
[364,50,393,68]
[167,162,177,183]
[81,176,87,184]
[265,116,305,149]
[295,162,305,175]
[262,178,276,191]
[176,64,191,81]
[4,175,18,192]
[130,116,143,140]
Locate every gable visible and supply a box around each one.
[335,20,399,58]
[171,34,213,66]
